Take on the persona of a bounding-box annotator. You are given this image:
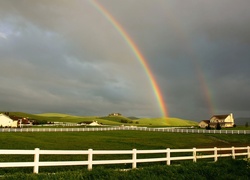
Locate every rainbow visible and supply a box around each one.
[161,5,215,117]
[89,0,168,118]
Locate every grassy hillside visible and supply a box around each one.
[1,112,49,124]
[137,117,198,126]
[36,113,78,117]
[97,116,133,124]
[96,116,197,126]
[38,114,97,123]
[1,112,198,126]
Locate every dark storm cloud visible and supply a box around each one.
[102,0,250,120]
[0,0,250,120]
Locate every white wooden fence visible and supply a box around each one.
[0,146,249,174]
[0,127,250,134]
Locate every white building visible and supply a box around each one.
[209,113,234,127]
[89,121,101,126]
[0,113,18,128]
[199,113,235,128]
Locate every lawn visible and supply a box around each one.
[0,131,249,175]
[0,131,249,150]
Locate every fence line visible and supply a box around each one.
[0,146,249,173]
[0,127,250,134]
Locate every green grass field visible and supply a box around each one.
[0,131,249,176]
[0,130,249,178]
[0,112,249,178]
[0,131,249,150]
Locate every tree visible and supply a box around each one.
[206,124,211,130]
[121,119,128,123]
[245,122,248,127]
[215,122,221,130]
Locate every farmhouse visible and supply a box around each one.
[199,113,234,128]
[108,113,121,117]
[0,113,18,128]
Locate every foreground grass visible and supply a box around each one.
[2,159,250,180]
[0,131,249,175]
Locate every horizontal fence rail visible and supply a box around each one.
[0,127,250,134]
[0,146,249,173]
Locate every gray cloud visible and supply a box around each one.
[0,0,250,121]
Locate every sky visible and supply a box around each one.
[0,0,250,121]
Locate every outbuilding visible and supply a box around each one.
[0,113,18,128]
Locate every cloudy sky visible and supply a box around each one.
[0,0,250,121]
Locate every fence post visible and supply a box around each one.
[132,149,137,169]
[33,148,40,174]
[247,146,250,158]
[214,147,218,162]
[193,148,197,162]
[166,148,171,165]
[88,149,93,170]
[232,146,235,159]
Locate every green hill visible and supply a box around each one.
[1,112,198,126]
[2,112,45,121]
[97,116,132,123]
[36,113,97,123]
[36,113,76,117]
[136,117,197,126]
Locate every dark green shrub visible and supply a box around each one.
[216,122,222,130]
[3,160,250,180]
[206,124,211,130]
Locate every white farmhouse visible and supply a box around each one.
[0,113,18,128]
[198,113,235,128]
[210,113,234,127]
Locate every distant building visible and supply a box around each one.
[0,113,18,128]
[198,120,210,128]
[108,113,122,117]
[89,121,101,126]
[199,113,234,128]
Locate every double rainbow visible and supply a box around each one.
[89,0,168,118]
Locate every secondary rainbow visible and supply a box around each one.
[89,0,168,117]
[162,5,215,117]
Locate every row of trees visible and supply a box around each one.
[120,119,139,124]
[205,123,239,130]
[205,122,222,130]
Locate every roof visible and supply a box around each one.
[0,113,14,122]
[211,114,229,119]
[0,113,12,119]
[199,120,210,124]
